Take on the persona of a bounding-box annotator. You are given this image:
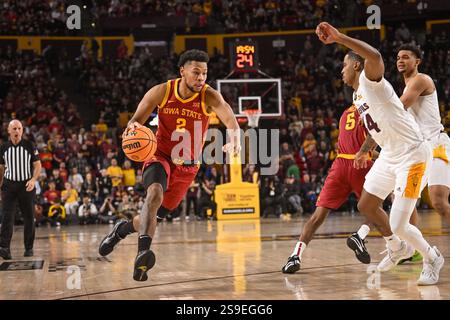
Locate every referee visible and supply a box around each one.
[0,120,41,260]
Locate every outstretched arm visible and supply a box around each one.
[205,88,241,156]
[316,22,384,82]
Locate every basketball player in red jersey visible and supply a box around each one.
[99,50,240,281]
[282,52,375,273]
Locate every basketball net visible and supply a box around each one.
[243,109,261,128]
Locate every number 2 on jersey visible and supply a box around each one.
[176,118,186,132]
[365,114,380,133]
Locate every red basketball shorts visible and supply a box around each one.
[143,150,199,211]
[316,158,373,210]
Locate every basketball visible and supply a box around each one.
[122,126,157,162]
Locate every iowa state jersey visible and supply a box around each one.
[338,105,368,155]
[353,71,424,160]
[156,78,212,163]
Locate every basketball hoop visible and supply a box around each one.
[243,109,261,128]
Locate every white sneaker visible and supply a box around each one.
[377,240,414,272]
[417,247,444,286]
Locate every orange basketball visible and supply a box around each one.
[122,126,157,162]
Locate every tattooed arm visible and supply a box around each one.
[354,135,378,169]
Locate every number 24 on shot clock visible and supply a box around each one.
[231,40,259,72]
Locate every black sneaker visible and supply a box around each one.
[346,233,371,264]
[98,219,127,256]
[24,249,33,257]
[133,250,156,281]
[0,247,12,260]
[282,255,301,274]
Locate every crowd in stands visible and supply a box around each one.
[93,0,368,33]
[2,1,444,37]
[1,19,449,225]
[1,0,374,36]
[0,0,69,35]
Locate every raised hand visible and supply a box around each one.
[316,22,342,45]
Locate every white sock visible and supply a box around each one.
[384,235,402,251]
[357,224,370,240]
[292,241,306,259]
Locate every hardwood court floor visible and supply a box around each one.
[0,210,449,300]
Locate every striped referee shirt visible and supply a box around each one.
[0,139,40,182]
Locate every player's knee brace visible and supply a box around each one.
[389,197,417,236]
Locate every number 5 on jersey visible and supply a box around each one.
[345,112,356,130]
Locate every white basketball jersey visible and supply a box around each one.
[405,83,443,141]
[353,71,424,160]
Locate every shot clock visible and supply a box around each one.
[230,40,259,72]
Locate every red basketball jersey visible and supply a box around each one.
[156,78,212,163]
[337,105,368,155]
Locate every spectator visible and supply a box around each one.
[306,149,325,177]
[243,164,259,184]
[47,116,64,135]
[59,162,69,183]
[98,169,113,201]
[69,151,89,174]
[286,162,301,181]
[395,22,412,43]
[329,122,339,145]
[279,142,294,163]
[300,174,318,213]
[48,168,64,191]
[39,146,53,174]
[208,166,222,185]
[67,133,81,156]
[261,176,286,218]
[98,197,118,224]
[43,181,60,205]
[283,176,303,215]
[107,158,123,189]
[61,182,79,218]
[68,167,84,193]
[279,127,293,145]
[77,195,98,225]
[302,133,317,156]
[122,160,136,187]
[81,172,98,199]
[53,141,68,166]
[185,179,199,220]
[198,176,216,220]
[117,193,138,220]
[35,200,48,227]
[47,197,67,226]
